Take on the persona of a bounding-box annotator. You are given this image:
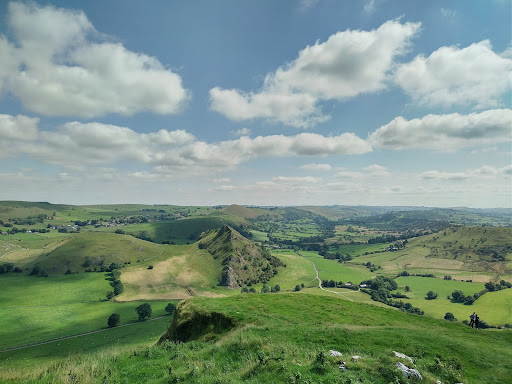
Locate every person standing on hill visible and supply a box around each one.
[474,314,479,329]
[469,312,476,328]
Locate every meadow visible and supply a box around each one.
[4,293,512,383]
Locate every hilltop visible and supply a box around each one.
[198,226,284,289]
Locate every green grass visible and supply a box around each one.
[390,276,512,324]
[299,250,374,284]
[0,273,172,349]
[266,252,317,289]
[0,316,172,370]
[6,293,512,383]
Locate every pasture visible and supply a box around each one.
[0,273,173,349]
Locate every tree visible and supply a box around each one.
[108,313,120,328]
[404,285,410,292]
[451,290,465,302]
[106,291,115,300]
[294,285,301,292]
[426,291,438,300]
[485,282,496,292]
[165,303,176,315]
[136,303,152,320]
[444,312,456,321]
[261,284,270,293]
[273,284,281,292]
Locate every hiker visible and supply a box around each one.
[469,312,476,328]
[474,314,479,329]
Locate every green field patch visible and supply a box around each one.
[266,252,317,289]
[299,250,374,283]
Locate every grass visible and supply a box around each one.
[267,252,317,289]
[0,315,172,370]
[390,276,512,324]
[5,293,512,383]
[299,250,374,284]
[0,273,173,349]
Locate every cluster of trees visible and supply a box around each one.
[363,261,380,272]
[241,284,281,294]
[321,280,356,289]
[5,214,47,226]
[29,265,48,277]
[0,263,22,274]
[106,264,124,299]
[321,251,353,262]
[485,280,512,291]
[449,290,477,305]
[108,302,175,328]
[2,227,50,235]
[397,271,435,278]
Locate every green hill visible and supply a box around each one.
[199,226,284,288]
[29,232,165,274]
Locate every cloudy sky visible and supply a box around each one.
[0,0,510,207]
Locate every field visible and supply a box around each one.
[1,202,512,382]
[0,273,173,350]
[5,293,512,383]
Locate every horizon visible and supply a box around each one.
[0,1,510,207]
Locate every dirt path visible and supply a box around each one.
[295,250,354,302]
[0,315,169,353]
[141,244,167,262]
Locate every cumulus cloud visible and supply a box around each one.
[394,40,512,108]
[299,163,332,171]
[233,128,251,137]
[364,164,390,176]
[419,166,507,180]
[369,109,512,151]
[0,2,189,117]
[210,20,420,127]
[0,115,370,173]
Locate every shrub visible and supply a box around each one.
[107,313,120,328]
[294,285,301,292]
[426,291,438,300]
[147,265,154,270]
[444,312,456,321]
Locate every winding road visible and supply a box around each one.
[295,250,354,302]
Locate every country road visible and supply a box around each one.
[0,315,169,353]
[295,250,354,302]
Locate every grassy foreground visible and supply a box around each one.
[5,293,511,383]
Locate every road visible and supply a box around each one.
[295,250,354,302]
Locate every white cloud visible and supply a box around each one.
[394,40,512,108]
[0,2,189,117]
[0,115,370,174]
[440,8,457,18]
[419,166,505,180]
[0,114,39,141]
[210,20,421,127]
[369,109,512,151]
[364,0,376,14]
[299,163,332,171]
[364,164,390,176]
[233,128,251,137]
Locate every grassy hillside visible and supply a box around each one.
[6,293,511,383]
[117,243,228,301]
[353,226,512,282]
[199,226,283,289]
[28,232,168,274]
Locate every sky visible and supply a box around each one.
[0,0,510,208]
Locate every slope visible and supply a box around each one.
[199,226,284,289]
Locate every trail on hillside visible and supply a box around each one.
[295,250,354,302]
[0,315,169,353]
[141,244,167,262]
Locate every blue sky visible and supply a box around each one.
[0,0,510,207]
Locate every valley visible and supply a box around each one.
[0,202,511,383]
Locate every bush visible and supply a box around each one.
[147,265,154,270]
[426,291,438,300]
[294,285,301,292]
[135,303,152,321]
[165,303,176,315]
[108,313,120,328]
[444,312,456,321]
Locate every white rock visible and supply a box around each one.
[396,362,422,380]
[393,350,414,363]
[351,355,361,362]
[329,350,343,357]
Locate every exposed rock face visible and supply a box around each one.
[393,350,414,363]
[199,226,283,288]
[158,300,235,343]
[396,362,422,380]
